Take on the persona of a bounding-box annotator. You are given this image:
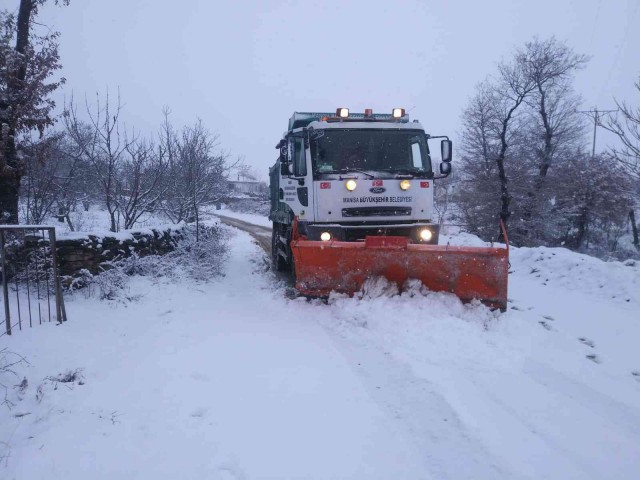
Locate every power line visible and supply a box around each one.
[577,107,618,159]
[588,0,602,51]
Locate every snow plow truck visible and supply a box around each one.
[269,108,508,310]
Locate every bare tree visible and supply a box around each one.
[64,93,172,231]
[458,37,595,248]
[460,81,499,172]
[64,91,132,232]
[21,133,61,223]
[457,81,503,238]
[519,37,588,176]
[0,0,68,223]
[160,111,235,233]
[599,80,640,180]
[18,129,94,228]
[458,60,535,241]
[493,58,537,238]
[515,38,589,239]
[601,79,640,180]
[601,78,640,249]
[115,137,166,230]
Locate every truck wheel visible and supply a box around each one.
[271,225,288,272]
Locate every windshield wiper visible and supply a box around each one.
[382,167,427,177]
[337,168,375,178]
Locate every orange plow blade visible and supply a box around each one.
[291,236,509,310]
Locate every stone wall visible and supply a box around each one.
[55,226,184,277]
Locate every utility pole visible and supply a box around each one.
[577,107,618,160]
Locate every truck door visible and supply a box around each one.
[283,135,312,220]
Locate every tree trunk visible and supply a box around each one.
[496,113,515,242]
[630,209,639,250]
[109,210,117,233]
[496,155,511,239]
[520,90,554,240]
[0,0,35,224]
[570,203,593,250]
[0,175,20,223]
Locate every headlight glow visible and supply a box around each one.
[345,179,357,191]
[320,232,332,242]
[400,179,411,190]
[419,228,433,242]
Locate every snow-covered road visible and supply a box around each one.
[2,221,640,479]
[2,230,431,479]
[215,213,272,254]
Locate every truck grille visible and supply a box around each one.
[342,206,412,217]
[344,226,414,241]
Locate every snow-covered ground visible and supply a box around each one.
[26,205,170,236]
[1,218,639,479]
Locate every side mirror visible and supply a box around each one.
[441,139,452,163]
[279,141,290,176]
[439,162,452,175]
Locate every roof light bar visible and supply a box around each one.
[288,110,411,130]
[392,108,405,119]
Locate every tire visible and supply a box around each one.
[271,224,288,272]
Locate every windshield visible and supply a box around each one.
[309,129,431,175]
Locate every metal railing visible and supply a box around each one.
[0,226,67,336]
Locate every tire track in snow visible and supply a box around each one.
[315,329,520,480]
[216,214,272,254]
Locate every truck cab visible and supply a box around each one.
[269,108,452,270]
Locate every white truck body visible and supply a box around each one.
[270,111,450,245]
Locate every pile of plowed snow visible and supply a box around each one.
[510,246,639,305]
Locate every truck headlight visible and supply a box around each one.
[320,232,332,241]
[345,180,357,191]
[419,228,433,241]
[400,179,411,190]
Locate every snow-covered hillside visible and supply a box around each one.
[1,219,639,479]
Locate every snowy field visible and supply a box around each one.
[29,206,170,237]
[1,215,639,479]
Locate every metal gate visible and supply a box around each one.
[0,226,67,336]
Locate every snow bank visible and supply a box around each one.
[511,246,639,305]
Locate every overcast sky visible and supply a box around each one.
[33,0,640,180]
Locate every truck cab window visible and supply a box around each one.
[411,141,423,169]
[311,130,432,175]
[290,137,307,177]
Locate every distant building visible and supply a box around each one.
[227,179,268,196]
